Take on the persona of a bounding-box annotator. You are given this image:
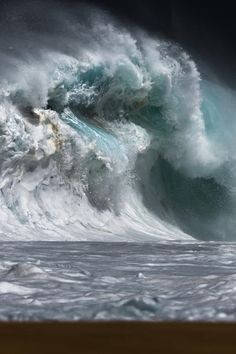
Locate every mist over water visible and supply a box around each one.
[1,1,236,242]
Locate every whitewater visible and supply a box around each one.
[2,2,236,321]
[1,5,236,242]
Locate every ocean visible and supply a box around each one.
[1,2,236,321]
[0,241,235,321]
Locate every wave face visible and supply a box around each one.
[1,6,236,241]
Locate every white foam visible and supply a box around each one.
[0,13,231,241]
[0,282,38,295]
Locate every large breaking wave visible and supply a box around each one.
[1,4,236,241]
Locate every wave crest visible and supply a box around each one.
[0,11,235,240]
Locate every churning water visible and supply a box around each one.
[1,2,236,320]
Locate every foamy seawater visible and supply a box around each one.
[2,2,236,322]
[0,241,236,321]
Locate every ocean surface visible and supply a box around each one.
[1,2,236,321]
[0,241,236,321]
